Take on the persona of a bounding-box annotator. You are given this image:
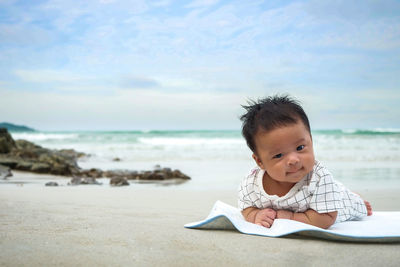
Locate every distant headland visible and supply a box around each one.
[0,122,35,132]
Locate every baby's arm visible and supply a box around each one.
[242,207,277,228]
[276,209,337,229]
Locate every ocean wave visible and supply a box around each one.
[137,137,244,146]
[10,132,80,141]
[314,129,400,135]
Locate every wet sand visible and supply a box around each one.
[1,172,400,266]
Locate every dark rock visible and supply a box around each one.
[0,129,82,176]
[80,168,103,178]
[103,170,125,178]
[0,158,19,168]
[15,161,33,171]
[101,167,191,181]
[112,157,121,162]
[171,169,190,179]
[45,181,59,186]
[0,128,17,153]
[110,177,129,186]
[160,168,173,178]
[59,149,86,159]
[68,177,102,185]
[126,170,139,179]
[30,163,51,173]
[15,139,41,153]
[103,170,139,179]
[0,164,12,179]
[162,167,172,173]
[0,129,191,183]
[147,171,167,180]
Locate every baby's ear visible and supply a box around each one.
[252,154,264,169]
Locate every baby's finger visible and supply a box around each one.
[271,210,277,218]
[267,208,277,217]
[260,220,271,228]
[265,217,274,226]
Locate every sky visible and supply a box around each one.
[0,0,399,131]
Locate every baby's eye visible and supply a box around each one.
[296,145,305,151]
[273,153,283,159]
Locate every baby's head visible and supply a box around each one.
[240,95,311,153]
[240,95,314,183]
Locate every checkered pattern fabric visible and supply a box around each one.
[238,161,367,223]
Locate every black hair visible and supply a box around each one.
[240,94,311,153]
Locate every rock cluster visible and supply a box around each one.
[103,167,190,180]
[45,181,59,186]
[0,128,191,186]
[110,177,129,186]
[77,167,190,186]
[0,130,82,176]
[68,177,102,185]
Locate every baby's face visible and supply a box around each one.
[252,120,315,185]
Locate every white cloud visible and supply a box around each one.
[359,89,400,101]
[185,0,220,9]
[0,88,246,130]
[120,76,160,89]
[151,0,171,7]
[14,69,88,83]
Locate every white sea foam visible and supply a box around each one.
[371,128,400,133]
[341,128,400,134]
[137,137,244,146]
[11,132,79,142]
[10,131,400,162]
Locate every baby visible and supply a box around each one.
[238,95,372,229]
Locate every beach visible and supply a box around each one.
[2,0,400,264]
[1,171,400,266]
[1,130,400,266]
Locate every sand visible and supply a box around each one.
[1,172,400,266]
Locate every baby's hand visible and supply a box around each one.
[254,208,277,228]
[276,209,294,220]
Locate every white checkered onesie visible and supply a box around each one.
[238,161,367,223]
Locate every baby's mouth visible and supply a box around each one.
[287,167,303,174]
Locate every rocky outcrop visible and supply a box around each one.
[0,131,82,176]
[103,167,190,181]
[0,128,16,153]
[79,168,103,178]
[110,177,129,186]
[0,128,191,185]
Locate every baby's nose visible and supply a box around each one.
[287,153,300,165]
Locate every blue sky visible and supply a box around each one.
[0,0,399,130]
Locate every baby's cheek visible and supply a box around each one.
[271,166,285,179]
[306,157,315,171]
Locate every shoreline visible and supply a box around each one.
[1,172,400,266]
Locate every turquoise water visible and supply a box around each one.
[10,129,400,190]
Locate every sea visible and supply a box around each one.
[9,129,400,191]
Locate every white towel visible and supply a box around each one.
[185,201,400,242]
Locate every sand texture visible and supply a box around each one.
[1,172,400,266]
